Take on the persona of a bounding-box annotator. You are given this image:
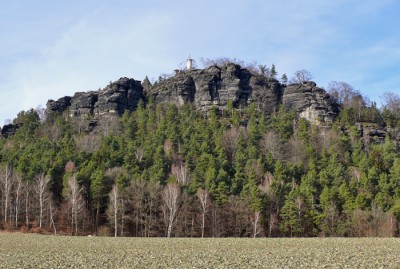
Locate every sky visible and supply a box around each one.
[1,0,400,125]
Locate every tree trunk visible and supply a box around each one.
[14,176,22,228]
[201,212,205,238]
[252,211,260,238]
[49,199,57,235]
[25,190,29,228]
[1,165,13,225]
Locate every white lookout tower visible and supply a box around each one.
[186,56,193,70]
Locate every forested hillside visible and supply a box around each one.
[1,64,400,237]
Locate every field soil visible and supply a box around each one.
[0,234,399,268]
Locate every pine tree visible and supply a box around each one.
[281,73,288,84]
[270,64,277,79]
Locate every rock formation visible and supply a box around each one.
[152,63,282,115]
[46,77,144,117]
[282,81,339,124]
[46,96,72,113]
[44,64,338,127]
[151,63,338,124]
[1,123,19,138]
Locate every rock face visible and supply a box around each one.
[46,96,72,113]
[46,77,144,117]
[1,123,19,138]
[152,64,338,123]
[95,77,144,115]
[283,82,339,124]
[45,65,338,126]
[356,123,387,144]
[152,63,282,115]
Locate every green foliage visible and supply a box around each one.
[2,96,400,237]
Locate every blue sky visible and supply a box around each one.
[1,0,400,125]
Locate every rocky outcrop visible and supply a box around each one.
[283,82,339,124]
[46,96,72,113]
[94,77,144,115]
[44,64,338,127]
[355,123,387,144]
[1,123,19,138]
[152,63,282,115]
[46,77,144,117]
[69,91,98,117]
[152,64,337,123]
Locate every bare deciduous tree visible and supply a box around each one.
[328,81,357,106]
[382,92,400,117]
[286,136,307,165]
[291,69,313,83]
[35,105,46,122]
[123,180,162,237]
[221,127,242,163]
[261,131,282,160]
[14,173,23,228]
[108,184,120,237]
[197,188,210,238]
[35,173,50,229]
[0,165,14,225]
[105,167,127,237]
[49,196,57,235]
[162,183,180,238]
[199,57,259,74]
[24,182,32,228]
[171,161,190,185]
[251,211,261,238]
[66,175,85,236]
[73,134,101,153]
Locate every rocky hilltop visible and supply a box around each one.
[151,63,339,124]
[46,63,338,125]
[2,64,340,137]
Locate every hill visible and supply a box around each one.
[0,63,400,237]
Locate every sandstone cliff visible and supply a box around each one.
[151,63,339,124]
[283,81,339,124]
[46,77,144,117]
[42,64,339,128]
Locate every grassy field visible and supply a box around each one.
[0,233,400,268]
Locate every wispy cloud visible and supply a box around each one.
[1,0,400,124]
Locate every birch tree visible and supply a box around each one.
[105,167,127,237]
[35,173,50,229]
[0,165,14,225]
[14,173,23,227]
[108,184,121,237]
[251,211,261,238]
[196,188,210,238]
[49,196,57,235]
[24,182,32,228]
[162,183,180,238]
[66,175,85,236]
[171,162,190,185]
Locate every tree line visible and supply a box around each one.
[1,85,400,237]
